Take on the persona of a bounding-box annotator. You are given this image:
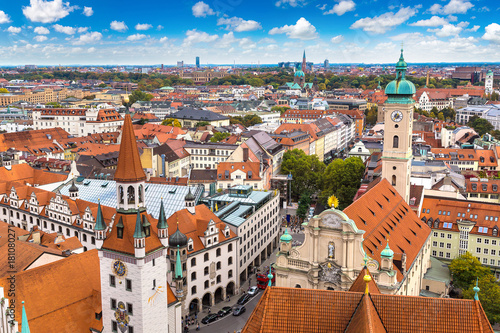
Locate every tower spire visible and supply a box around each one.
[21,301,30,333]
[474,277,480,301]
[175,245,183,279]
[114,112,146,182]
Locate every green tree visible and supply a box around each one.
[365,106,378,126]
[491,130,500,140]
[271,106,290,115]
[437,112,444,121]
[128,90,153,105]
[161,118,181,127]
[98,83,107,88]
[468,116,494,137]
[210,132,230,142]
[281,149,326,200]
[46,101,62,108]
[296,192,311,220]
[319,157,365,210]
[0,88,9,94]
[318,83,326,91]
[138,118,149,125]
[195,121,210,127]
[449,252,491,290]
[463,273,500,324]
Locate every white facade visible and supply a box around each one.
[32,107,123,136]
[184,143,237,170]
[486,71,494,95]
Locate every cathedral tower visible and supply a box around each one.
[302,50,307,73]
[381,48,415,204]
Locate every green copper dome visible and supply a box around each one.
[295,64,305,78]
[280,229,293,243]
[385,48,416,101]
[381,242,394,258]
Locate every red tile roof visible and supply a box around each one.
[114,113,146,182]
[242,286,493,333]
[344,179,431,282]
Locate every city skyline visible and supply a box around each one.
[0,0,499,65]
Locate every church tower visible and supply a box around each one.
[485,70,494,96]
[302,50,307,73]
[381,48,415,204]
[97,111,169,333]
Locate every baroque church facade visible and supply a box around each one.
[275,49,432,296]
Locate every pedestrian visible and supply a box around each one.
[196,323,200,331]
[208,307,211,314]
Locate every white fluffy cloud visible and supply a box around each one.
[22,0,76,23]
[34,35,48,42]
[34,26,50,34]
[159,37,168,43]
[324,0,356,16]
[429,0,473,15]
[409,16,448,27]
[350,6,418,34]
[83,7,93,17]
[483,23,500,43]
[466,25,480,32]
[217,17,262,32]
[78,27,88,33]
[110,21,127,32]
[7,26,21,34]
[183,29,218,47]
[0,11,11,24]
[330,35,344,43]
[269,17,318,40]
[428,24,462,37]
[53,24,76,35]
[127,34,147,41]
[73,31,102,45]
[135,23,152,31]
[192,1,215,17]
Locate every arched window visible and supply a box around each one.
[138,185,143,203]
[228,257,233,265]
[118,186,124,204]
[393,135,399,148]
[127,186,135,204]
[392,175,396,186]
[191,272,196,281]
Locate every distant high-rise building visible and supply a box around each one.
[196,56,200,68]
[485,70,494,95]
[302,50,307,73]
[177,61,184,68]
[324,59,329,69]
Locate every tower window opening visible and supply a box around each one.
[392,175,396,186]
[393,135,399,149]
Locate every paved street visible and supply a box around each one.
[190,227,305,333]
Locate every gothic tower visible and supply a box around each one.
[485,70,494,96]
[381,48,415,204]
[302,50,307,73]
[97,112,169,333]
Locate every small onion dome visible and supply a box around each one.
[380,242,394,258]
[280,229,293,243]
[185,187,195,201]
[169,227,188,247]
[69,179,78,192]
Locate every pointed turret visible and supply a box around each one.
[69,179,78,199]
[157,197,168,246]
[21,301,30,333]
[175,245,183,279]
[94,200,106,249]
[133,210,146,258]
[185,187,196,214]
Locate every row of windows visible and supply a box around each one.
[477,238,498,245]
[432,241,452,249]
[476,248,499,256]
[432,250,451,259]
[109,276,133,291]
[433,232,453,239]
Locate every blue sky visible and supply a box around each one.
[0,0,499,65]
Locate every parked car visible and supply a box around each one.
[248,286,259,296]
[217,306,232,318]
[233,305,246,316]
[201,313,218,324]
[237,293,251,305]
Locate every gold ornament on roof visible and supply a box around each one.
[328,195,339,209]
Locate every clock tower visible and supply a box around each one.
[381,48,415,204]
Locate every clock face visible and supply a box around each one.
[112,260,127,277]
[391,110,403,122]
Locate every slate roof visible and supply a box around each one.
[170,108,229,121]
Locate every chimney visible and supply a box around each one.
[55,232,64,244]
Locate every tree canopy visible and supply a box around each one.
[280,149,325,200]
[128,90,153,105]
[161,118,181,127]
[468,115,494,137]
[210,132,230,142]
[230,114,263,127]
[451,252,500,324]
[319,157,365,210]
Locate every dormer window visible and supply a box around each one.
[482,184,488,191]
[472,184,477,191]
